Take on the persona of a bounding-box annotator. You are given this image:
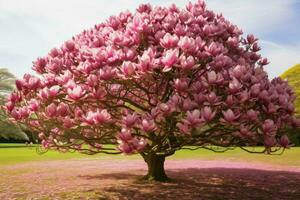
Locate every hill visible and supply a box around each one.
[280,64,300,117]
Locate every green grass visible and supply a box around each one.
[0,143,140,165]
[1,143,300,166]
[174,146,300,166]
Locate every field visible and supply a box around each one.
[1,144,300,199]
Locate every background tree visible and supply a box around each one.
[0,68,28,141]
[0,68,15,104]
[5,0,300,181]
[281,64,300,145]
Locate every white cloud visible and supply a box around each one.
[0,0,298,78]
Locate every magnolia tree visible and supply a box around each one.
[5,0,300,181]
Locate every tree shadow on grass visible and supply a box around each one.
[80,168,300,200]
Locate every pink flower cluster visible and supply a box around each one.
[5,0,300,154]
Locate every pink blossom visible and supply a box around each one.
[168,94,182,108]
[264,136,276,147]
[67,85,85,100]
[252,43,261,52]
[229,78,242,93]
[92,87,106,100]
[239,125,252,137]
[74,107,83,118]
[227,37,239,48]
[15,80,23,91]
[85,109,111,125]
[205,42,224,56]
[56,102,69,117]
[87,74,98,87]
[250,83,261,96]
[266,103,278,114]
[11,109,21,120]
[225,95,235,106]
[239,90,249,102]
[222,109,239,123]
[206,92,219,105]
[120,61,136,77]
[94,110,111,124]
[194,94,206,105]
[128,14,149,32]
[177,122,190,134]
[246,109,259,121]
[64,40,75,52]
[159,103,173,115]
[63,117,74,129]
[207,71,217,84]
[45,103,57,117]
[7,92,22,103]
[262,119,277,135]
[29,120,41,127]
[246,34,258,44]
[28,99,39,112]
[99,67,116,80]
[32,57,47,73]
[39,88,50,100]
[117,128,133,141]
[122,113,139,128]
[160,33,179,48]
[5,101,15,112]
[232,65,246,79]
[161,49,179,71]
[259,58,269,66]
[182,99,197,111]
[201,107,216,122]
[19,107,29,118]
[94,49,107,63]
[49,48,59,57]
[279,135,289,148]
[178,36,197,53]
[38,132,45,139]
[259,90,269,101]
[141,119,156,132]
[138,48,156,72]
[203,24,220,36]
[174,78,188,92]
[185,109,202,127]
[180,55,195,70]
[132,138,147,151]
[118,142,134,154]
[48,86,60,97]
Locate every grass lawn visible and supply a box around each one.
[1,143,300,199]
[1,143,299,166]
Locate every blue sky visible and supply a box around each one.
[0,0,299,78]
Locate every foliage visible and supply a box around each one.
[0,121,28,141]
[4,0,300,180]
[281,64,300,117]
[0,68,28,141]
[280,64,300,146]
[0,68,15,104]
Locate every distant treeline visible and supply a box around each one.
[0,137,28,143]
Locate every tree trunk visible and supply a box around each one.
[143,153,169,182]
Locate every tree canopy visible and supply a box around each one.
[281,64,300,117]
[0,68,28,141]
[4,0,300,181]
